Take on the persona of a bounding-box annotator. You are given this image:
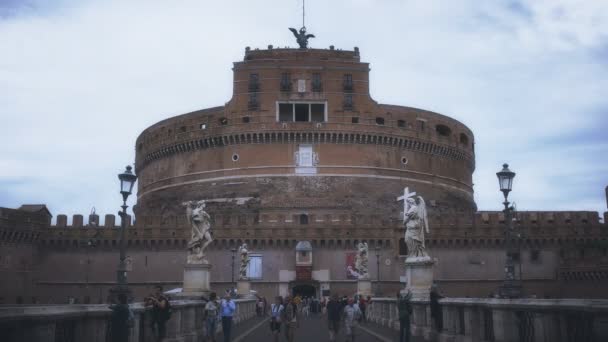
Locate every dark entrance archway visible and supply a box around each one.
[292,284,316,298]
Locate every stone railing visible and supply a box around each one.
[367,297,608,342]
[0,298,256,342]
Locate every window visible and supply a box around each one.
[299,214,309,225]
[180,126,187,132]
[219,117,228,125]
[375,117,385,125]
[530,250,540,262]
[242,116,250,123]
[311,104,324,122]
[343,74,353,92]
[248,73,259,92]
[246,254,262,279]
[279,103,293,122]
[295,103,308,122]
[280,73,292,92]
[351,117,359,124]
[397,120,406,128]
[343,95,353,110]
[416,119,426,131]
[277,102,326,122]
[312,73,322,92]
[436,124,452,136]
[248,93,259,110]
[460,133,469,145]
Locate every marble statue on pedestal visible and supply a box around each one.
[182,200,213,264]
[403,196,430,259]
[238,243,250,280]
[355,242,370,279]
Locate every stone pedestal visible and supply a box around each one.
[237,280,252,298]
[404,256,434,300]
[175,263,211,298]
[357,279,373,296]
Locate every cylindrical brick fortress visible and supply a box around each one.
[134,47,475,238]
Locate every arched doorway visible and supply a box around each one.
[291,283,317,298]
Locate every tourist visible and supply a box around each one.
[204,292,220,342]
[263,297,268,316]
[358,296,367,323]
[283,296,299,342]
[220,294,236,342]
[430,283,444,332]
[257,298,264,317]
[326,295,342,342]
[145,285,170,342]
[269,296,284,342]
[343,297,362,342]
[397,290,413,342]
[109,293,132,342]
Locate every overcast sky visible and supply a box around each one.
[1,0,607,223]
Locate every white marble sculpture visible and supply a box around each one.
[238,243,250,280]
[182,200,213,264]
[403,194,430,259]
[355,242,370,279]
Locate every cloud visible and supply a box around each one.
[0,0,607,223]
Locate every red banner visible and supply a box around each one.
[296,266,312,281]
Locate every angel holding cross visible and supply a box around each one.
[398,188,430,258]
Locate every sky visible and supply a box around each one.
[1,0,607,223]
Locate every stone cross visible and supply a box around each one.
[397,187,416,222]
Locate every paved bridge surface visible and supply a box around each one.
[220,314,425,342]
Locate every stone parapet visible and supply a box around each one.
[0,298,256,342]
[367,297,608,342]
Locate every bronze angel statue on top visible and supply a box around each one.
[289,27,315,49]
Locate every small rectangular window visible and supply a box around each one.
[295,103,309,121]
[312,73,322,92]
[249,73,259,92]
[344,95,353,110]
[200,123,207,130]
[279,103,293,122]
[351,117,359,124]
[343,74,353,92]
[397,120,406,128]
[280,73,291,92]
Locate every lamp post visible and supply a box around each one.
[375,246,381,295]
[496,163,522,298]
[110,165,137,302]
[231,248,237,284]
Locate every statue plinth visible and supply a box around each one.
[404,256,434,300]
[357,278,373,296]
[175,262,212,299]
[237,279,252,298]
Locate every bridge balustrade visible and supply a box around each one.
[367,297,608,342]
[0,298,256,342]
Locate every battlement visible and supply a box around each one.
[52,213,131,228]
[241,46,361,63]
[474,210,604,227]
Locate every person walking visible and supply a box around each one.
[283,296,299,342]
[145,285,170,342]
[204,293,220,342]
[397,290,413,342]
[358,296,367,323]
[269,296,284,342]
[109,293,132,342]
[326,295,342,342]
[343,297,362,342]
[430,283,444,333]
[220,293,236,342]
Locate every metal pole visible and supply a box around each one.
[231,249,236,284]
[376,250,380,295]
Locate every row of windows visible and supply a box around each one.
[249,73,352,93]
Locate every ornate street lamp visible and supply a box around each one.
[496,163,522,298]
[231,248,237,284]
[110,165,137,302]
[375,246,381,295]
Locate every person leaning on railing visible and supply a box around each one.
[397,289,413,342]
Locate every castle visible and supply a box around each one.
[1,45,607,304]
